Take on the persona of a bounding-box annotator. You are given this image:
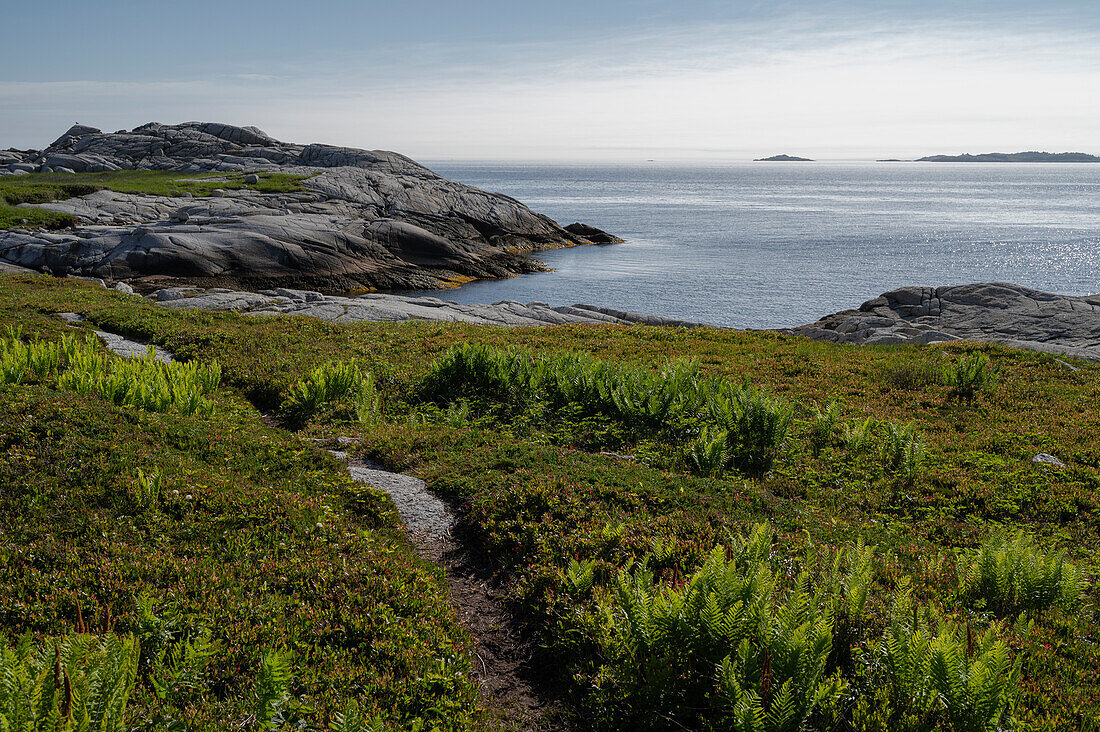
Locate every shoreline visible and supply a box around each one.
[11,273,1097,362]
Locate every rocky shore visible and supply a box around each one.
[150,285,705,328]
[8,271,1099,360]
[0,122,617,292]
[139,281,1100,362]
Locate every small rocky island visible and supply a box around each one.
[917,151,1100,163]
[754,154,814,162]
[0,122,618,292]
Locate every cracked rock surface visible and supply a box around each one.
[0,122,615,292]
[789,283,1100,361]
[154,286,706,328]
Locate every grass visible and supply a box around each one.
[0,170,315,230]
[1,273,1100,729]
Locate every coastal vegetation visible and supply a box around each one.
[1,274,1099,730]
[0,170,314,230]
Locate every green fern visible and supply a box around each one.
[958,531,1087,618]
[880,589,1022,732]
[329,700,386,732]
[254,649,293,730]
[944,352,998,401]
[0,632,139,732]
[564,557,597,596]
[708,384,792,476]
[282,361,380,426]
[688,425,729,476]
[843,417,877,456]
[880,421,927,482]
[809,399,842,456]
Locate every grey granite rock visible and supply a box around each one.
[0,122,619,292]
[1032,453,1067,469]
[54,310,174,362]
[0,260,36,275]
[790,283,1100,361]
[152,286,708,328]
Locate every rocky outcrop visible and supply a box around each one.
[790,283,1100,361]
[754,154,814,162]
[0,122,618,292]
[150,286,705,328]
[564,222,624,244]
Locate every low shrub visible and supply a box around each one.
[945,352,997,401]
[0,632,140,732]
[809,400,842,456]
[958,531,1087,619]
[282,360,380,426]
[880,359,942,391]
[880,421,926,482]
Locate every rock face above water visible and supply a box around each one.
[791,283,1100,361]
[0,122,616,292]
[150,286,704,328]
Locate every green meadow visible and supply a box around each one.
[0,170,314,230]
[1,274,1098,731]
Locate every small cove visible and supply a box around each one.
[406,161,1100,328]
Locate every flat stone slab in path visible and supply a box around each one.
[347,462,454,543]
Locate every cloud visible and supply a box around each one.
[2,11,1098,158]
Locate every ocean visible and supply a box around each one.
[409,161,1100,328]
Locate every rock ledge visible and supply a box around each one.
[0,122,618,292]
[789,283,1100,361]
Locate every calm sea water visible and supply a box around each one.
[408,162,1100,328]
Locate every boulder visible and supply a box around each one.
[1032,453,1067,469]
[564,222,624,244]
[791,283,1100,361]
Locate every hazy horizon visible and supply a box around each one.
[4,0,1099,161]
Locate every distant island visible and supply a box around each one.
[754,154,813,162]
[917,151,1100,163]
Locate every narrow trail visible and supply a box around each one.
[53,312,568,728]
[335,447,570,730]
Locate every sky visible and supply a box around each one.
[2,0,1099,160]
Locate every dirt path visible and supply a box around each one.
[58,315,568,728]
[338,451,570,730]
